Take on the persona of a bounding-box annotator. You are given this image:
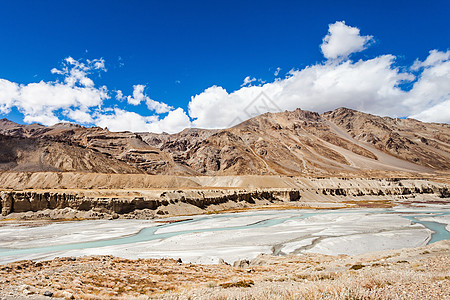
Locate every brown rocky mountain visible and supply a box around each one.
[0,107,449,176]
[0,119,179,174]
[139,108,450,176]
[323,108,450,170]
[0,134,141,173]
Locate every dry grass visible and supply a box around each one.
[343,199,394,208]
[166,266,450,300]
[205,205,344,215]
[1,241,449,299]
[219,280,254,288]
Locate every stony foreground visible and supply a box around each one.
[0,240,448,300]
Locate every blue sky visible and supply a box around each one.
[0,0,449,132]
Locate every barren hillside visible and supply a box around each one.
[1,107,449,177]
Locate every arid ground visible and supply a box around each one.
[0,240,448,300]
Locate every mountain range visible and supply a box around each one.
[1,107,449,177]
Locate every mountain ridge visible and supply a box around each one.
[1,107,449,176]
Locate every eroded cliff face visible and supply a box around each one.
[1,178,448,218]
[0,189,300,216]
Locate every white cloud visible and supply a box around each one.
[410,100,450,123]
[94,108,158,132]
[23,112,60,125]
[412,50,450,70]
[115,90,125,101]
[156,108,192,133]
[240,76,266,87]
[188,55,411,128]
[189,48,450,127]
[274,67,281,76]
[127,84,172,113]
[51,56,106,88]
[189,85,235,128]
[64,109,94,124]
[404,50,450,121]
[15,80,108,125]
[0,57,110,126]
[90,58,106,70]
[241,76,256,87]
[127,84,146,105]
[320,21,373,60]
[94,107,191,133]
[0,79,19,114]
[0,56,185,132]
[186,22,449,127]
[146,98,172,114]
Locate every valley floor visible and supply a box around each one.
[0,175,449,299]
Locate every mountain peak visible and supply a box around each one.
[1,108,449,175]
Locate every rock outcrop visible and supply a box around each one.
[0,189,300,216]
[1,177,447,217]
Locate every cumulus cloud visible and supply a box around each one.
[411,49,450,71]
[17,81,108,125]
[241,76,257,87]
[0,57,110,125]
[0,79,19,114]
[127,84,146,105]
[127,84,172,113]
[0,57,182,131]
[274,67,281,76]
[94,107,191,133]
[146,98,172,114]
[94,108,158,132]
[405,50,450,121]
[189,48,450,127]
[186,22,449,127]
[320,21,373,60]
[410,100,450,123]
[115,90,125,101]
[64,109,94,124]
[156,108,192,133]
[188,55,411,128]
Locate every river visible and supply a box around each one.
[0,207,449,264]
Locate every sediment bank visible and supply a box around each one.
[1,175,448,219]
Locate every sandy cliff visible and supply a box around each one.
[1,175,448,218]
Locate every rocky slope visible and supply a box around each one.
[1,107,449,176]
[0,119,179,174]
[0,134,141,173]
[324,108,450,170]
[140,108,450,175]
